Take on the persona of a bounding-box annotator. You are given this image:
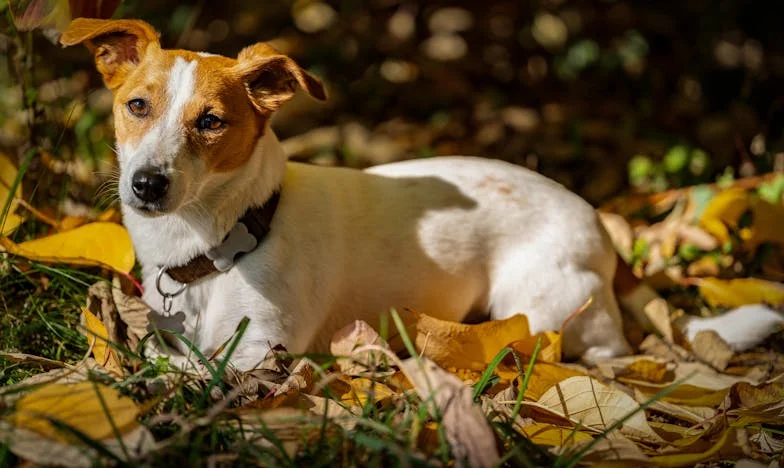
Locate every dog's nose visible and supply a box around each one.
[131,168,169,203]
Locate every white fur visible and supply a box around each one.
[681,304,783,351]
[126,125,634,370]
[119,57,197,213]
[119,58,778,372]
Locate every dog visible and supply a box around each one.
[61,19,782,371]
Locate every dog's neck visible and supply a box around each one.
[122,129,286,272]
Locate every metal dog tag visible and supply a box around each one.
[206,222,258,272]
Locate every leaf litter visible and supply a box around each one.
[2,166,784,465]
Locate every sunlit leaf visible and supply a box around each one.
[0,152,25,236]
[390,310,531,371]
[81,307,123,378]
[696,278,784,308]
[520,422,592,446]
[339,378,395,406]
[5,381,139,442]
[0,222,135,273]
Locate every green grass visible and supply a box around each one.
[0,258,98,385]
[0,264,683,467]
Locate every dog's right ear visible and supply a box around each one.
[60,18,160,90]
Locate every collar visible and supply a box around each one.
[163,190,281,285]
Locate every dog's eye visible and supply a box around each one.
[127,98,149,117]
[197,114,224,131]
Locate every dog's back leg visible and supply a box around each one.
[488,249,632,364]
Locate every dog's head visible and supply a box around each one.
[61,18,325,215]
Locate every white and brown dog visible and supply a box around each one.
[62,19,782,370]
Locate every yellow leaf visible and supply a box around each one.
[520,422,592,446]
[696,277,784,308]
[510,331,562,363]
[0,222,135,273]
[748,197,784,245]
[699,188,749,243]
[0,152,24,235]
[81,307,123,378]
[392,310,531,371]
[537,376,665,444]
[650,428,740,467]
[339,378,395,406]
[5,381,139,443]
[497,362,585,400]
[698,187,784,247]
[623,358,671,384]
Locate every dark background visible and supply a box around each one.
[3,0,784,209]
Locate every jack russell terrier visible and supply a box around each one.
[61,19,782,370]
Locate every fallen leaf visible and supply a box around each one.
[0,151,24,235]
[536,376,666,443]
[521,422,592,446]
[0,222,135,273]
[399,357,500,468]
[510,331,562,363]
[496,361,585,400]
[599,211,634,260]
[86,279,150,352]
[691,330,734,371]
[392,309,531,371]
[339,377,396,406]
[566,433,652,464]
[5,381,140,442]
[696,278,784,308]
[330,320,392,375]
[0,352,66,370]
[644,298,674,343]
[80,307,124,377]
[651,428,742,467]
[699,188,750,244]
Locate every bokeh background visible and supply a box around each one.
[2,0,784,214]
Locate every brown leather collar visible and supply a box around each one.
[165,190,281,284]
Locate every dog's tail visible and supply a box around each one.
[613,253,783,351]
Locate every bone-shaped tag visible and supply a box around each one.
[206,222,258,272]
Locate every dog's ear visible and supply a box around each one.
[234,43,327,112]
[60,18,160,90]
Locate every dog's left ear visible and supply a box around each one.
[234,43,327,112]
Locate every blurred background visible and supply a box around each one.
[2,0,784,215]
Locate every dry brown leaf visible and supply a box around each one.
[391,309,531,371]
[599,211,635,260]
[399,357,499,468]
[691,329,734,371]
[566,433,653,465]
[536,376,666,444]
[0,420,153,467]
[80,307,124,377]
[0,352,66,370]
[638,335,691,362]
[329,320,391,375]
[86,279,150,353]
[276,360,315,396]
[644,298,675,343]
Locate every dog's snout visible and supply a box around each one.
[131,168,169,203]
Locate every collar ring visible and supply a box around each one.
[156,266,188,313]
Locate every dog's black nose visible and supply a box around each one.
[131,168,169,203]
